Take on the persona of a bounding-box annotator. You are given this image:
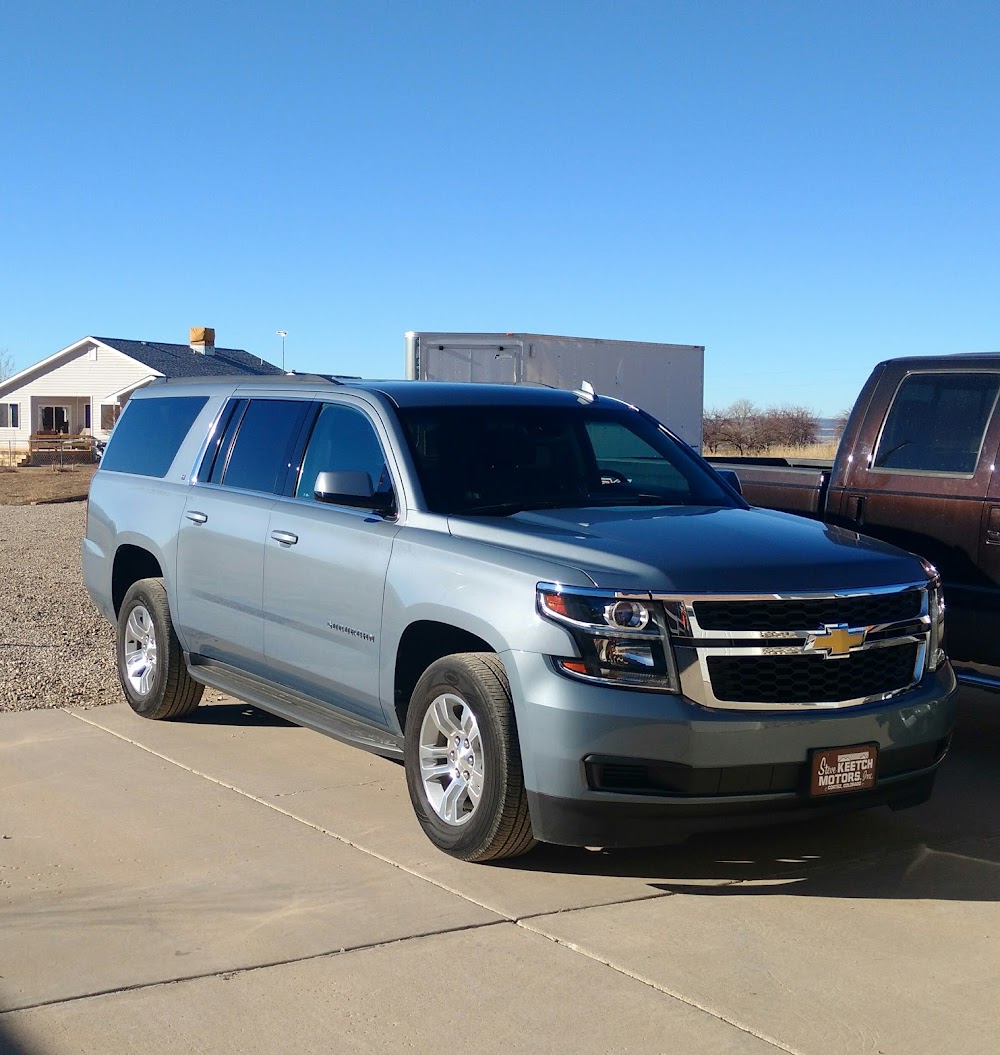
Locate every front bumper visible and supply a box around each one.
[501,650,957,848]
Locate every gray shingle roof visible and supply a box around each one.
[95,337,283,378]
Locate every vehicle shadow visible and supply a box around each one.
[0,1017,41,1055]
[505,690,1000,901]
[184,687,1000,902]
[184,702,294,728]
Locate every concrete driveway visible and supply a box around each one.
[2,687,998,1055]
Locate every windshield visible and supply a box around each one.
[397,402,741,515]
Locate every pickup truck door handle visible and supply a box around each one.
[848,495,866,525]
[986,506,1000,544]
[270,530,299,546]
[185,510,208,524]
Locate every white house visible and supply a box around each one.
[0,328,281,463]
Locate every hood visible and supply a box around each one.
[447,505,928,594]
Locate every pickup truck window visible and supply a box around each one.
[100,395,208,478]
[296,403,391,501]
[211,398,311,494]
[397,403,736,515]
[873,372,1000,474]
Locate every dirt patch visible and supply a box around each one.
[0,465,98,505]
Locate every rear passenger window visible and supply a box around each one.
[873,372,1000,474]
[101,396,208,477]
[296,403,390,501]
[219,399,310,494]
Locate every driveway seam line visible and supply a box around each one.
[516,919,805,1055]
[0,920,511,1016]
[64,710,515,918]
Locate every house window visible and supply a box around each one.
[85,404,91,430]
[0,403,18,428]
[40,406,70,434]
[101,404,122,431]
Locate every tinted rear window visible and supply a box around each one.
[101,396,208,477]
[220,399,311,494]
[873,372,1000,473]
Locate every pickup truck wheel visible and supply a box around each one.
[404,653,537,862]
[116,578,204,720]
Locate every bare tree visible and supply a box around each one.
[719,399,768,455]
[768,405,818,448]
[702,408,727,453]
[833,408,851,444]
[704,401,820,455]
[0,348,14,383]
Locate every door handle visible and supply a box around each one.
[848,495,866,526]
[987,506,1000,544]
[270,530,299,546]
[185,510,208,524]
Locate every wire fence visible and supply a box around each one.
[1,440,23,468]
[1,437,96,468]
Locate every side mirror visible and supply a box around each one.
[716,468,743,495]
[314,470,395,515]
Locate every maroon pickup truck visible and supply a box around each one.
[712,353,1000,689]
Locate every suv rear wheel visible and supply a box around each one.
[116,578,204,720]
[404,652,536,862]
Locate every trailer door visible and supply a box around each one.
[422,340,524,384]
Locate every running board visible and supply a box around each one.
[185,655,405,758]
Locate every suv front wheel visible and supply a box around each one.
[116,578,204,720]
[404,653,536,862]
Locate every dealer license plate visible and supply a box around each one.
[809,743,878,797]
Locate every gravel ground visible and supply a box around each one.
[0,502,121,712]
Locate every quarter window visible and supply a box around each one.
[101,396,208,478]
[873,372,1000,474]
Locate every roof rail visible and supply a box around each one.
[283,371,368,383]
[153,373,365,385]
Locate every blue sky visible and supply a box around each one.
[2,1,997,416]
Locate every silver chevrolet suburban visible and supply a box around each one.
[82,376,957,862]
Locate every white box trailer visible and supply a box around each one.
[404,331,704,449]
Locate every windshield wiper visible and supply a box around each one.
[580,493,671,507]
[455,499,578,517]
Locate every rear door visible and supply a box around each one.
[174,397,311,673]
[829,368,1000,664]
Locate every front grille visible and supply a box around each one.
[707,643,920,704]
[693,591,923,632]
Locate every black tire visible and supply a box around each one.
[116,578,204,720]
[404,652,537,862]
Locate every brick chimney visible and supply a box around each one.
[189,326,216,355]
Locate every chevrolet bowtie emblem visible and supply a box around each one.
[805,623,867,659]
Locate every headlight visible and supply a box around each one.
[537,584,680,692]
